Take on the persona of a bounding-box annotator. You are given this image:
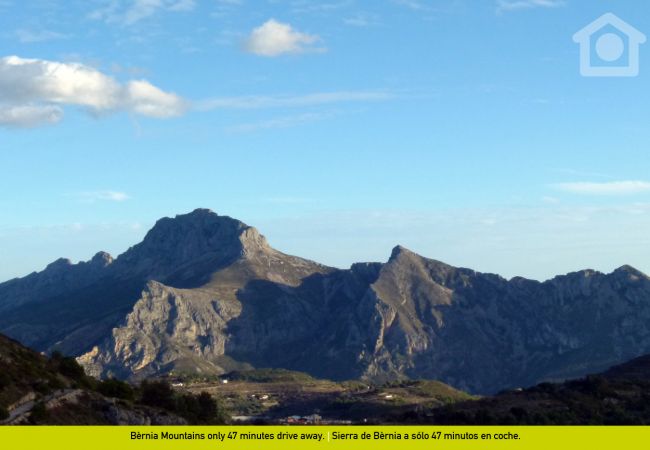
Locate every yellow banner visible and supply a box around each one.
[1,426,648,450]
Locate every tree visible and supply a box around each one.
[0,406,9,421]
[140,380,176,411]
[98,378,135,401]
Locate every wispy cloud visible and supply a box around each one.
[211,0,243,17]
[90,0,196,26]
[197,90,395,111]
[264,196,315,204]
[552,181,650,195]
[290,1,351,15]
[73,191,131,203]
[224,112,330,133]
[343,13,380,27]
[14,29,69,43]
[392,0,431,11]
[541,196,560,204]
[496,0,565,13]
[243,19,323,57]
[552,168,613,179]
[0,56,186,128]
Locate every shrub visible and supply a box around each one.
[0,406,9,421]
[29,402,48,424]
[97,378,135,401]
[0,372,11,390]
[58,357,86,381]
[140,380,176,411]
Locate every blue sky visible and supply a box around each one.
[1,0,649,282]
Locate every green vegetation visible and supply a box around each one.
[224,368,316,383]
[140,380,228,424]
[28,402,48,424]
[0,405,9,421]
[413,371,650,425]
[4,327,650,425]
[0,334,77,409]
[0,334,230,425]
[97,378,135,401]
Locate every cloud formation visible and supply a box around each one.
[244,19,322,56]
[0,56,186,128]
[90,0,196,25]
[496,0,564,13]
[225,112,331,133]
[197,91,394,111]
[15,29,69,43]
[74,191,131,203]
[552,181,650,195]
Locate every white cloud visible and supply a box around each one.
[497,0,565,13]
[126,80,187,118]
[74,191,131,203]
[0,56,186,127]
[243,19,322,57]
[552,181,650,195]
[0,105,63,128]
[90,0,196,26]
[197,90,394,111]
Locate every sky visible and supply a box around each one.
[1,0,649,282]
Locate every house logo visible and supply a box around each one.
[573,13,646,77]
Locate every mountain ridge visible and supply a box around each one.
[1,209,649,395]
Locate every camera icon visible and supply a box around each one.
[573,13,646,77]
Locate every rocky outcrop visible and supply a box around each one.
[2,209,650,394]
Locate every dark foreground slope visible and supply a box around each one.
[414,355,650,425]
[1,209,650,395]
[0,333,227,425]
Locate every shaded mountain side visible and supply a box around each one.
[410,354,650,425]
[0,251,113,314]
[1,208,650,395]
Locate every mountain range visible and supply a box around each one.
[1,208,649,395]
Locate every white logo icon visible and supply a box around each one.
[573,13,646,77]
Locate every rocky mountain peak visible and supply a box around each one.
[389,245,416,261]
[45,258,73,271]
[613,265,647,279]
[238,226,271,255]
[134,209,250,255]
[91,251,114,267]
[113,209,272,282]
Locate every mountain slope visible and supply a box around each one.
[0,333,188,425]
[415,354,650,425]
[1,209,650,394]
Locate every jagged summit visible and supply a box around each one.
[113,209,273,281]
[386,245,456,276]
[389,245,414,260]
[91,251,114,266]
[45,257,73,270]
[613,264,647,278]
[139,208,268,254]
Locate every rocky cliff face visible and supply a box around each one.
[2,209,650,394]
